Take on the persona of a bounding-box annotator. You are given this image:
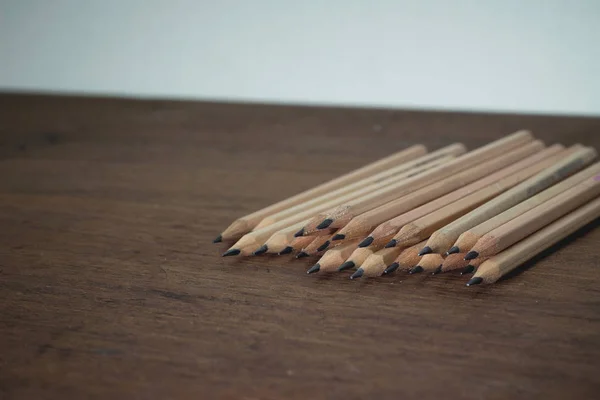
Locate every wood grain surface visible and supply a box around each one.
[1,93,600,399]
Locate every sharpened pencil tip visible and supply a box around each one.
[278,246,293,255]
[338,261,355,272]
[307,264,320,274]
[294,228,305,237]
[409,265,424,274]
[350,268,364,280]
[331,233,345,241]
[384,239,397,248]
[222,248,241,257]
[466,277,483,287]
[213,234,222,243]
[383,262,400,275]
[464,251,479,260]
[253,244,268,256]
[418,246,433,256]
[358,236,374,248]
[446,246,460,255]
[316,218,334,230]
[317,241,330,252]
[296,251,309,259]
[460,265,476,275]
[432,265,443,275]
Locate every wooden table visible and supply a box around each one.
[1,93,600,399]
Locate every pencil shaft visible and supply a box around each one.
[301,235,334,256]
[317,240,362,272]
[361,247,405,277]
[394,240,429,271]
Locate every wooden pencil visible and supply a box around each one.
[298,130,534,235]
[449,162,600,254]
[467,197,600,286]
[307,240,361,274]
[274,228,334,255]
[423,145,597,255]
[409,253,445,274]
[335,140,546,245]
[277,235,314,255]
[295,234,334,258]
[382,240,428,275]
[464,174,600,260]
[353,247,405,278]
[254,144,465,230]
[338,246,378,272]
[439,253,487,273]
[216,144,427,241]
[387,146,572,251]
[366,142,558,247]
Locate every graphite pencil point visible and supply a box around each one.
[464,251,479,260]
[432,265,443,275]
[384,239,397,248]
[213,235,222,243]
[466,277,483,287]
[253,245,268,256]
[278,246,293,255]
[307,264,321,274]
[460,265,476,275]
[316,219,334,230]
[296,251,309,259]
[222,248,241,257]
[350,268,364,280]
[331,234,345,241]
[446,246,460,255]
[358,236,374,248]
[317,241,331,252]
[383,262,400,275]
[418,246,433,256]
[338,261,355,272]
[409,265,424,274]
[294,228,305,237]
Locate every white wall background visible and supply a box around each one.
[1,0,599,116]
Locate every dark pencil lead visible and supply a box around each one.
[350,268,364,280]
[278,246,293,255]
[317,241,330,252]
[331,233,345,241]
[460,265,476,275]
[213,234,223,243]
[446,246,460,255]
[464,251,479,260]
[316,218,334,230]
[466,277,483,287]
[417,246,433,256]
[296,251,309,259]
[409,265,424,274]
[384,239,397,248]
[358,236,374,248]
[383,262,400,275]
[222,248,241,257]
[307,263,320,274]
[338,261,355,272]
[253,244,268,256]
[294,228,305,237]
[432,265,443,275]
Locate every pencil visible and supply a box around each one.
[307,240,361,274]
[449,162,600,254]
[338,246,377,272]
[274,228,334,255]
[386,146,570,251]
[439,253,487,273]
[297,234,334,258]
[277,235,314,255]
[464,174,600,260]
[357,140,548,247]
[255,145,464,231]
[467,197,600,286]
[424,145,597,255]
[217,145,427,241]
[409,253,445,274]
[383,240,428,275]
[298,130,534,235]
[353,247,405,278]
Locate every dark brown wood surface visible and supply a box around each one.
[1,93,600,399]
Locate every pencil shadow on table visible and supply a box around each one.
[497,217,600,284]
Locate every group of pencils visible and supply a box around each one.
[214,130,600,286]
